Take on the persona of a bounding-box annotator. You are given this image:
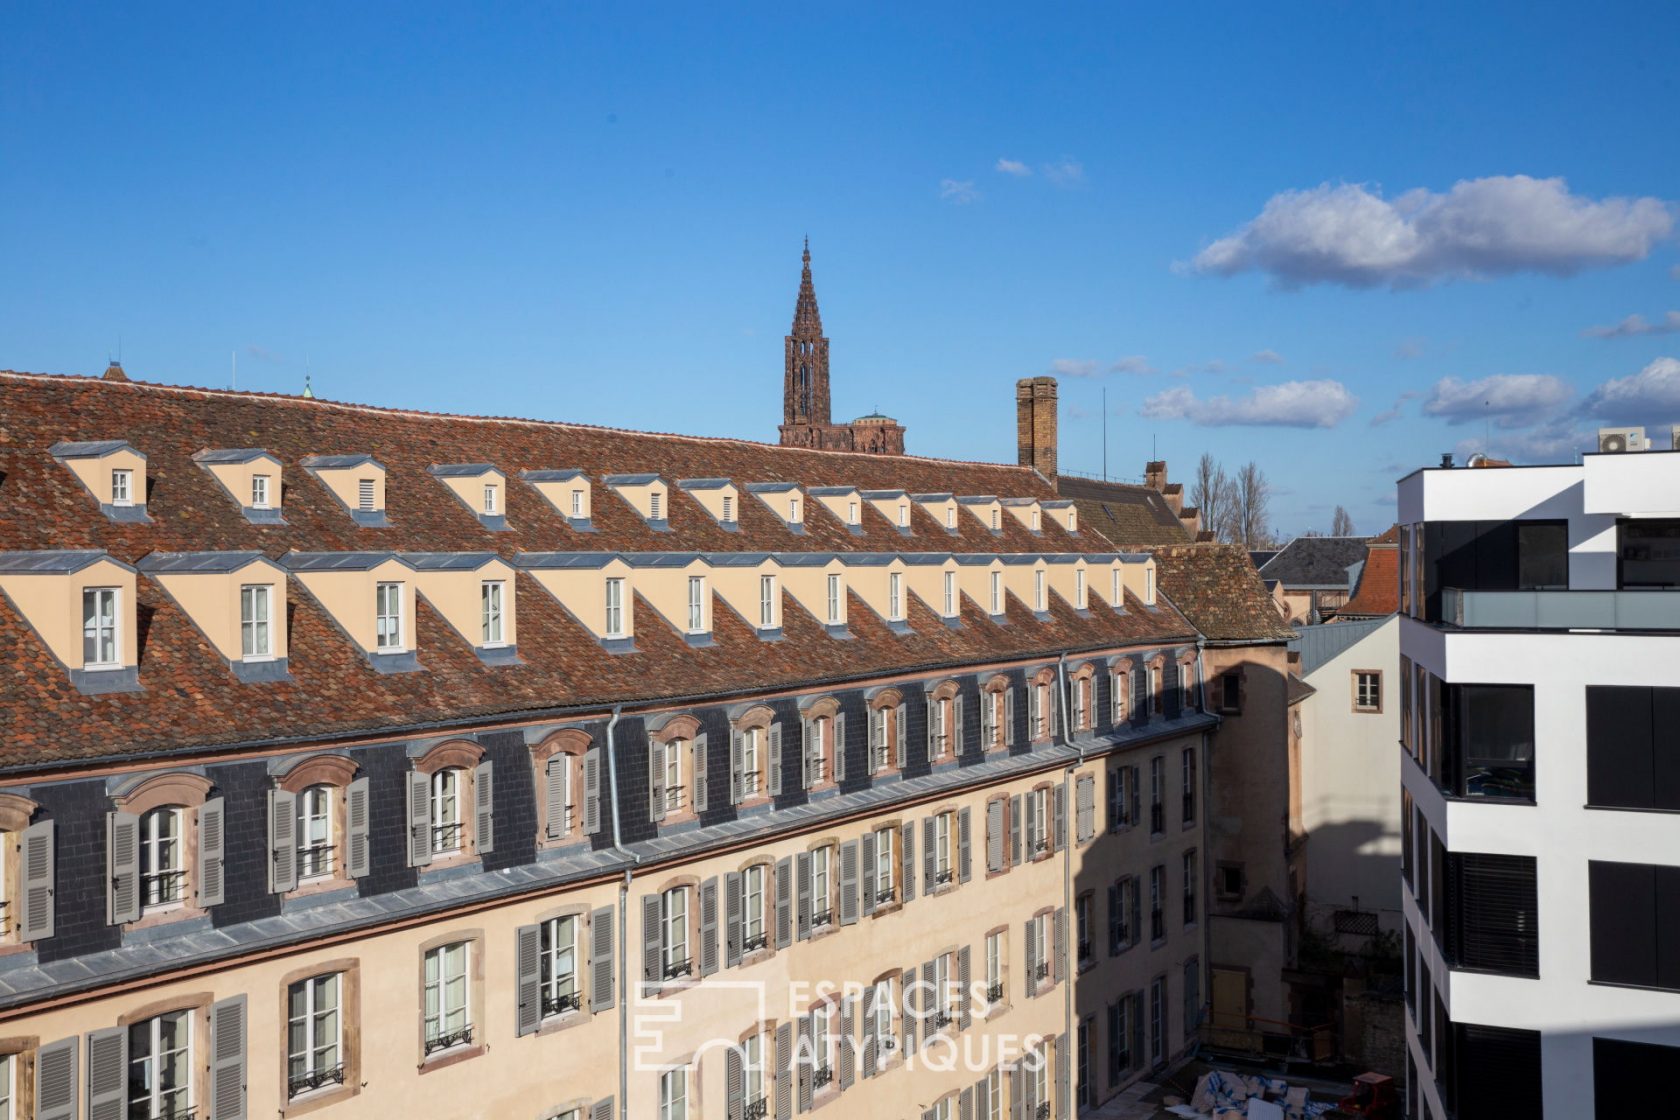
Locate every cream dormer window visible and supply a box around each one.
[604,474,670,529]
[376,582,404,650]
[50,440,151,522]
[517,552,633,649]
[284,552,422,671]
[140,551,291,681]
[1043,500,1078,534]
[745,482,805,533]
[83,587,120,666]
[807,486,863,534]
[428,464,509,530]
[400,552,521,663]
[194,448,285,523]
[914,493,959,534]
[521,469,593,529]
[0,550,140,693]
[301,454,387,527]
[860,489,911,534]
[1001,497,1043,533]
[958,496,1003,535]
[676,479,742,530]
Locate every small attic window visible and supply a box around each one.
[789,498,800,522]
[251,475,271,509]
[358,479,376,511]
[946,507,956,530]
[849,501,859,525]
[1145,567,1156,605]
[898,503,909,527]
[571,489,584,517]
[991,509,1000,531]
[1031,508,1041,531]
[111,469,133,507]
[722,495,735,522]
[650,492,663,520]
[483,484,498,514]
[83,587,121,668]
[1076,569,1086,609]
[1069,508,1078,531]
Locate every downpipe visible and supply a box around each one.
[603,704,639,1120]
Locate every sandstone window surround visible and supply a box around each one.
[1069,661,1099,732]
[106,771,220,929]
[0,793,50,945]
[405,740,492,870]
[280,957,362,1114]
[980,674,1014,752]
[530,729,593,849]
[515,903,597,1038]
[729,706,778,806]
[417,930,485,1071]
[796,696,844,792]
[647,714,707,825]
[923,680,963,762]
[864,688,907,775]
[267,753,367,896]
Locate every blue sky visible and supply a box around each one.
[3,3,1678,535]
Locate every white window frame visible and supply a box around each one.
[986,930,1004,1005]
[935,811,953,883]
[662,887,689,975]
[287,971,342,1098]
[874,826,896,901]
[1075,676,1089,731]
[296,784,333,881]
[946,506,956,529]
[990,572,1002,614]
[741,727,762,797]
[241,583,272,659]
[898,503,908,527]
[1112,568,1121,606]
[665,739,685,814]
[788,498,800,522]
[82,586,120,668]
[483,483,497,514]
[604,578,625,638]
[431,768,463,855]
[139,805,185,910]
[943,571,956,616]
[811,845,832,927]
[129,1009,193,1119]
[251,473,271,509]
[1075,569,1086,609]
[743,1032,765,1111]
[110,468,133,506]
[481,580,505,647]
[1029,788,1049,853]
[759,574,776,629]
[1145,566,1156,605]
[888,572,903,620]
[570,488,583,517]
[871,979,895,1069]
[423,941,471,1051]
[540,915,578,1018]
[687,576,705,633]
[375,581,404,651]
[826,573,841,624]
[1031,508,1041,531]
[985,1069,1003,1120]
[1034,570,1045,611]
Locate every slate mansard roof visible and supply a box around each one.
[0,370,1197,772]
[1256,535,1372,589]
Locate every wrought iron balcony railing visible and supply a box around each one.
[663,957,693,981]
[541,990,581,1018]
[287,1064,345,1098]
[424,1024,473,1055]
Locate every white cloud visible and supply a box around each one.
[1583,310,1680,338]
[1049,358,1100,378]
[1454,416,1588,465]
[1584,356,1680,421]
[1041,157,1085,187]
[1369,391,1418,427]
[1422,374,1572,429]
[1251,348,1285,365]
[995,158,1031,177]
[939,179,980,205]
[1138,378,1357,428]
[1190,175,1674,288]
[1110,355,1156,375]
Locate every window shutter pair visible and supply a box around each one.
[986,799,1005,874]
[648,739,667,823]
[583,747,603,835]
[838,840,859,926]
[641,893,663,988]
[1009,795,1023,867]
[515,923,542,1036]
[860,832,877,916]
[699,877,720,977]
[86,1000,245,1120]
[110,802,225,914]
[775,857,793,949]
[958,807,972,884]
[590,905,615,1012]
[795,852,812,940]
[1076,775,1095,843]
[833,712,847,782]
[894,703,908,767]
[692,734,708,813]
[768,722,784,797]
[922,818,936,893]
[545,755,568,839]
[20,819,54,941]
[724,872,743,966]
[901,823,916,904]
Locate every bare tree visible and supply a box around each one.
[1232,461,1273,548]
[1189,453,1235,542]
[1331,505,1355,537]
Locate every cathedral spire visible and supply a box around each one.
[782,240,831,433]
[792,238,823,336]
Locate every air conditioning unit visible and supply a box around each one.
[1671,427,1680,451]
[1598,426,1646,453]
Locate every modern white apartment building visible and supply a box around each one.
[1397,444,1680,1119]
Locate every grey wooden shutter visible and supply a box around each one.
[1053,907,1067,984]
[267,789,296,894]
[957,945,971,1029]
[35,1037,75,1120]
[987,799,1004,873]
[1024,795,1038,859]
[1011,1068,1025,1120]
[901,968,917,1052]
[20,818,54,942]
[958,807,972,884]
[1077,775,1094,843]
[895,703,907,767]
[768,722,784,796]
[473,760,495,854]
[953,693,965,754]
[725,872,743,966]
[796,1015,813,1111]
[833,712,846,781]
[1052,785,1066,853]
[1128,766,1140,827]
[1057,1033,1071,1119]
[961,1086,974,1120]
[516,923,541,1035]
[590,1098,613,1120]
[1108,884,1121,955]
[692,734,708,813]
[775,857,793,949]
[1106,767,1119,833]
[901,824,915,903]
[208,995,247,1120]
[1107,1000,1122,1081]
[583,747,602,834]
[796,851,812,940]
[1131,992,1144,1070]
[839,840,859,926]
[1010,795,1022,867]
[590,905,615,1011]
[861,832,877,916]
[729,729,744,805]
[726,1043,744,1120]
[838,995,855,1089]
[926,698,936,760]
[922,817,936,893]
[648,740,667,823]
[774,1022,794,1120]
[1024,918,1039,998]
[545,755,567,838]
[973,1075,990,1120]
[406,770,432,867]
[700,877,720,977]
[861,985,877,1077]
[1004,687,1016,746]
[923,1109,936,1120]
[85,1025,126,1120]
[641,893,662,986]
[198,797,225,907]
[345,776,371,878]
[106,811,139,925]
[800,718,813,789]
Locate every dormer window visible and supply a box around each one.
[51,440,151,522]
[605,578,625,638]
[943,571,956,616]
[481,580,505,646]
[571,489,584,517]
[376,582,404,650]
[889,572,903,620]
[483,484,498,514]
[849,501,859,524]
[251,474,271,509]
[722,496,734,522]
[1075,570,1086,609]
[358,479,376,511]
[83,587,120,668]
[1034,571,1046,612]
[111,469,133,506]
[759,575,776,629]
[991,572,1003,614]
[826,574,842,624]
[688,576,706,633]
[241,584,272,658]
[1069,509,1078,532]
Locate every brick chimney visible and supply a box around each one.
[1016,377,1058,480]
[101,361,129,383]
[1145,460,1167,491]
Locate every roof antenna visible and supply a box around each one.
[1102,386,1109,480]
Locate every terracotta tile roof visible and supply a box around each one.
[1148,543,1296,643]
[0,371,1197,772]
[1053,475,1193,547]
[1338,529,1399,618]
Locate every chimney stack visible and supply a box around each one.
[101,361,129,383]
[1016,376,1058,480]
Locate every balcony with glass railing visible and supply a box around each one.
[1440,586,1680,631]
